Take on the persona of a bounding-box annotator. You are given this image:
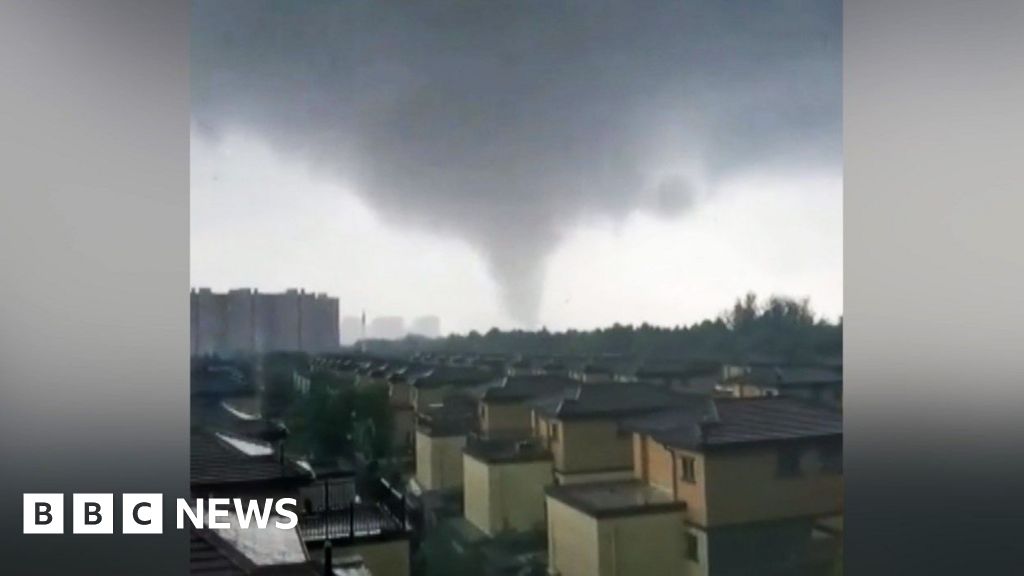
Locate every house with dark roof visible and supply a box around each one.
[530,383,706,485]
[477,375,578,439]
[568,363,614,384]
[412,396,480,493]
[719,365,843,407]
[189,525,325,576]
[545,397,843,576]
[190,429,314,499]
[461,435,554,538]
[407,366,499,413]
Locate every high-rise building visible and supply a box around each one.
[368,316,406,340]
[190,288,339,356]
[410,315,442,338]
[340,315,363,346]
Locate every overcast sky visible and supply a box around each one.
[190,1,842,334]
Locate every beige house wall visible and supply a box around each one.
[464,453,553,536]
[547,496,601,576]
[543,418,632,475]
[481,401,532,437]
[547,495,693,576]
[703,444,843,526]
[596,509,690,576]
[633,434,841,528]
[414,430,467,491]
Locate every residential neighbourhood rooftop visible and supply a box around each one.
[546,480,685,519]
[730,365,843,388]
[409,366,499,389]
[190,429,313,491]
[624,396,843,451]
[463,437,551,464]
[531,382,709,420]
[480,374,578,403]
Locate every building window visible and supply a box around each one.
[778,446,803,477]
[685,532,700,563]
[550,422,560,441]
[680,456,697,484]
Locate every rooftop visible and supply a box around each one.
[416,398,479,437]
[481,375,578,404]
[410,366,499,389]
[463,437,551,464]
[624,396,842,451]
[190,430,313,491]
[727,366,843,388]
[531,382,709,421]
[190,522,320,576]
[546,481,684,519]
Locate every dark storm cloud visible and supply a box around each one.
[191,1,841,326]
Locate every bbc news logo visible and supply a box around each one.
[23,494,297,534]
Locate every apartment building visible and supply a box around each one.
[190,287,340,356]
[545,396,843,576]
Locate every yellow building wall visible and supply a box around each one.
[463,454,492,534]
[548,495,693,576]
[464,454,554,536]
[414,430,467,491]
[345,538,410,576]
[672,447,709,527]
[481,401,532,437]
[547,496,601,576]
[643,435,678,494]
[634,434,841,528]
[702,445,843,526]
[559,419,633,475]
[596,509,690,576]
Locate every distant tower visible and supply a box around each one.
[360,309,367,353]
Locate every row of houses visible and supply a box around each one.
[366,353,842,575]
[269,351,842,575]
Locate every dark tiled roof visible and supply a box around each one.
[624,397,842,451]
[728,366,842,388]
[481,375,578,403]
[190,430,313,490]
[531,383,705,421]
[463,437,551,464]
[410,366,498,389]
[417,397,479,437]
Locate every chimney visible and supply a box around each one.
[323,540,333,576]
